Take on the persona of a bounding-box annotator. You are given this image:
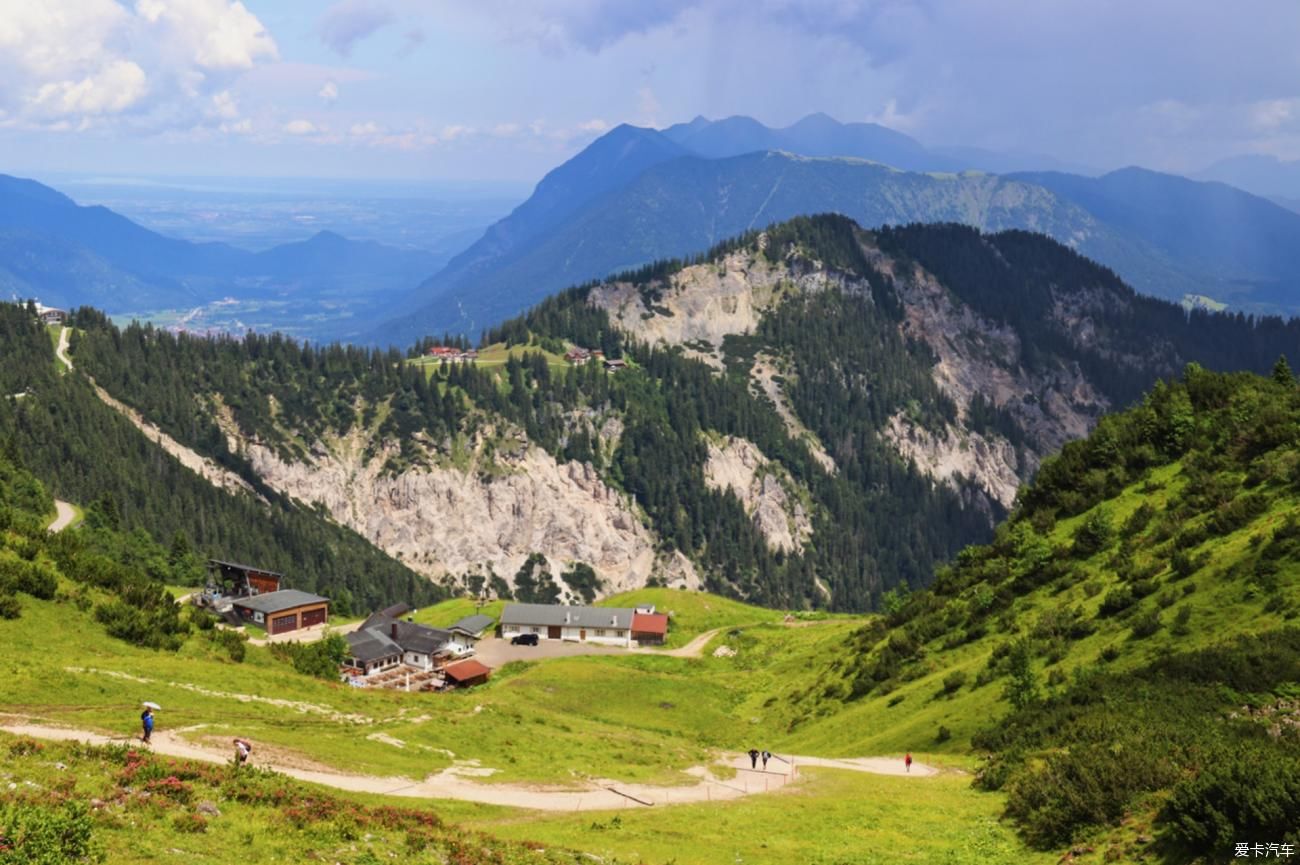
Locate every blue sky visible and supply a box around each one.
[2,0,1298,182]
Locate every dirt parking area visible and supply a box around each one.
[473,637,630,667]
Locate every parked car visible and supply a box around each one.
[510,633,539,646]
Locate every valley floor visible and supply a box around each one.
[0,721,937,810]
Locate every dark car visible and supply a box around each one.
[510,633,539,646]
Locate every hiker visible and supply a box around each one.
[140,707,154,744]
[904,752,913,773]
[233,738,252,766]
[761,750,771,770]
[748,748,759,769]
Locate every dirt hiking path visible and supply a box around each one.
[47,500,76,532]
[2,722,936,812]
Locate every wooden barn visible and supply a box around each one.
[443,659,491,688]
[205,559,283,600]
[232,590,330,635]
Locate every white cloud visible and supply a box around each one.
[29,60,149,117]
[492,122,521,137]
[0,0,277,130]
[319,80,339,103]
[350,120,382,136]
[577,118,610,134]
[284,118,318,135]
[440,124,474,141]
[211,89,239,119]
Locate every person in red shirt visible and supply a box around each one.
[904,752,913,773]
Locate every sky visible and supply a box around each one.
[1,0,1299,183]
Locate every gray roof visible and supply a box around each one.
[345,628,401,663]
[232,589,329,615]
[450,614,494,636]
[355,613,452,655]
[500,603,636,629]
[209,559,284,577]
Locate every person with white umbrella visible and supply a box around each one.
[140,702,160,744]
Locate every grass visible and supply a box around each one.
[774,459,1300,761]
[0,734,602,865]
[408,342,570,380]
[597,587,789,648]
[0,581,1067,863]
[410,597,506,629]
[453,768,1051,865]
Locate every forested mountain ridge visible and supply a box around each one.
[771,364,1300,861]
[61,216,1300,613]
[377,119,1300,346]
[0,302,439,612]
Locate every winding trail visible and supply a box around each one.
[47,500,76,533]
[1,722,936,812]
[54,325,72,372]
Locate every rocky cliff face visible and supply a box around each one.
[703,435,812,553]
[589,235,1116,515]
[227,421,670,597]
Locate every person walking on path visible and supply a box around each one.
[904,752,912,773]
[140,708,154,744]
[233,738,252,766]
[761,750,771,770]
[748,748,759,769]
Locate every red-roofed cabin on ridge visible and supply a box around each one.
[631,612,669,646]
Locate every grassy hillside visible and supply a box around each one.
[768,365,1300,861]
[0,303,438,611]
[0,734,607,865]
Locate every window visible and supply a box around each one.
[504,624,517,633]
[595,629,606,637]
[531,627,541,634]
[615,630,625,637]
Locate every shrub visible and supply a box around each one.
[1098,586,1136,617]
[1159,742,1300,854]
[1072,508,1115,558]
[0,593,20,619]
[1099,645,1121,663]
[935,725,952,743]
[940,671,967,695]
[0,799,101,863]
[172,813,208,834]
[1130,609,1162,639]
[1171,606,1193,637]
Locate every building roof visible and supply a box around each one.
[443,659,491,682]
[232,589,328,614]
[631,612,669,635]
[208,559,284,578]
[345,628,402,663]
[380,602,412,619]
[450,614,494,636]
[356,613,452,655]
[500,603,636,630]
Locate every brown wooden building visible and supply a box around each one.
[206,559,283,598]
[442,659,491,688]
[232,590,330,635]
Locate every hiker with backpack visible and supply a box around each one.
[761,750,771,770]
[747,748,759,769]
[233,738,252,766]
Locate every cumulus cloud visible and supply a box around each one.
[0,0,277,131]
[283,118,319,135]
[318,0,395,56]
[319,80,339,104]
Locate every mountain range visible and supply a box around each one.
[0,173,439,336]
[44,215,1300,612]
[378,116,1300,345]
